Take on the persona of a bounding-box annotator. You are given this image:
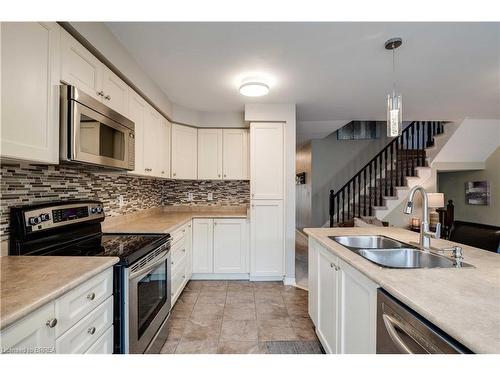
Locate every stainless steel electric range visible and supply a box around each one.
[8,200,171,354]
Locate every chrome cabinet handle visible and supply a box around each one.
[218,174,221,178]
[223,174,227,178]
[330,263,335,268]
[104,94,111,100]
[162,171,165,174]
[46,318,57,328]
[87,292,96,300]
[182,249,186,253]
[87,327,96,335]
[97,90,104,97]
[173,173,176,177]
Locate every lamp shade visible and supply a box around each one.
[428,193,445,208]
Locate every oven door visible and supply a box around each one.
[70,100,135,170]
[128,250,171,354]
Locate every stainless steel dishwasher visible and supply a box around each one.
[376,290,471,354]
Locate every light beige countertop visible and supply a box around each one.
[0,256,119,330]
[102,205,248,234]
[304,226,500,354]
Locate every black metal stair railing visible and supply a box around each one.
[329,121,444,227]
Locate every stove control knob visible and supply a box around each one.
[40,213,50,222]
[28,216,41,225]
[91,207,97,214]
[96,207,103,214]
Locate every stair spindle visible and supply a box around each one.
[363,169,367,216]
[369,163,373,216]
[384,148,388,197]
[390,143,394,196]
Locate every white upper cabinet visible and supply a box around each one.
[250,199,284,279]
[213,219,248,274]
[1,22,61,164]
[127,89,147,175]
[61,29,103,101]
[171,124,198,179]
[197,129,222,179]
[160,118,172,178]
[223,129,249,180]
[143,105,163,177]
[250,123,284,199]
[101,66,129,115]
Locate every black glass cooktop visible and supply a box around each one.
[26,233,170,266]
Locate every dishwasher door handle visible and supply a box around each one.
[382,314,415,354]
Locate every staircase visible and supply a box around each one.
[329,121,445,226]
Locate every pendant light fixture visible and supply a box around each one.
[385,37,403,137]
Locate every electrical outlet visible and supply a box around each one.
[117,195,124,208]
[187,192,194,201]
[207,192,213,201]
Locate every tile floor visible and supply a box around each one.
[160,280,323,354]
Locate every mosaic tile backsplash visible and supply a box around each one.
[0,162,250,240]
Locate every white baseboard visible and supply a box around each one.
[284,277,296,286]
[249,275,284,282]
[191,273,249,280]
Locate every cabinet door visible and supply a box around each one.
[102,66,129,115]
[250,123,284,199]
[61,29,103,101]
[308,238,319,327]
[213,219,248,273]
[317,247,340,354]
[192,219,214,273]
[127,90,147,175]
[171,124,198,179]
[0,302,56,354]
[1,22,60,164]
[338,259,377,354]
[250,200,284,278]
[160,118,172,178]
[143,106,163,177]
[198,129,223,179]
[222,129,249,180]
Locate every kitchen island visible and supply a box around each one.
[304,226,500,354]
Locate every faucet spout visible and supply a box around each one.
[403,185,440,250]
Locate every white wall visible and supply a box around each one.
[245,103,297,284]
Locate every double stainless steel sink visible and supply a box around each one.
[329,235,471,269]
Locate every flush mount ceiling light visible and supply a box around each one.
[239,79,270,97]
[385,37,403,137]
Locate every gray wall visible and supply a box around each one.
[438,146,500,226]
[310,123,392,227]
[296,142,312,230]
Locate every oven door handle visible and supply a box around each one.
[129,251,169,280]
[382,313,415,354]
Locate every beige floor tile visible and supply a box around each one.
[226,291,254,304]
[175,339,219,354]
[171,301,195,319]
[182,318,222,342]
[165,318,188,342]
[197,291,227,304]
[258,324,298,342]
[252,281,285,292]
[257,318,293,330]
[185,280,204,291]
[286,303,309,319]
[200,280,228,292]
[223,303,256,320]
[191,303,225,321]
[160,341,179,354]
[178,290,199,305]
[256,302,289,320]
[221,320,258,341]
[227,281,254,292]
[254,292,285,306]
[217,341,264,354]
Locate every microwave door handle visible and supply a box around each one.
[129,251,169,280]
[382,314,415,354]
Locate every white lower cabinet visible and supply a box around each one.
[213,219,248,274]
[250,200,284,279]
[317,246,340,354]
[170,222,192,306]
[192,218,249,278]
[0,268,114,354]
[308,239,378,354]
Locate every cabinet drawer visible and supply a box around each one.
[56,296,113,354]
[171,257,187,303]
[85,325,113,354]
[171,242,187,268]
[55,268,113,336]
[171,224,188,245]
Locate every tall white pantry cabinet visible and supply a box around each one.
[249,122,285,280]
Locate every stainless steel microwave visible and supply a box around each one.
[60,84,135,170]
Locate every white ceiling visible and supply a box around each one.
[106,22,500,126]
